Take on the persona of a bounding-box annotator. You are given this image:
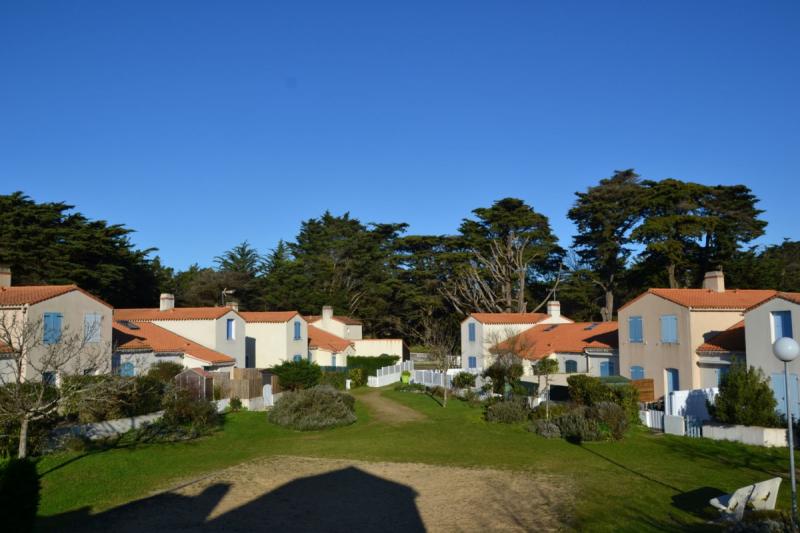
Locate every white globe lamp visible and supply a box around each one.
[774,337,800,363]
[773,335,800,523]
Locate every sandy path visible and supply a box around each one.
[60,456,571,532]
[358,390,427,423]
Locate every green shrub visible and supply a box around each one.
[452,372,476,389]
[270,359,322,391]
[61,375,164,423]
[567,374,640,426]
[395,382,426,393]
[346,355,400,377]
[555,407,599,443]
[590,401,628,440]
[728,509,794,532]
[229,397,243,412]
[530,402,568,421]
[0,458,39,532]
[161,389,219,433]
[401,370,411,384]
[348,368,366,388]
[529,419,561,439]
[710,363,781,427]
[146,361,184,384]
[485,399,528,424]
[268,386,356,431]
[609,383,641,425]
[0,414,57,458]
[320,371,347,390]
[483,361,524,395]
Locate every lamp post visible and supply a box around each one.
[773,336,800,523]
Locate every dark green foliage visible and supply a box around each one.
[270,360,322,391]
[346,355,400,377]
[452,372,476,389]
[0,458,39,532]
[347,368,366,388]
[268,386,356,431]
[147,362,185,384]
[485,399,529,424]
[229,397,243,412]
[61,375,164,423]
[710,363,780,427]
[567,375,639,425]
[319,371,347,390]
[530,402,568,421]
[728,509,795,532]
[483,361,524,395]
[554,407,600,444]
[0,416,55,459]
[161,389,219,432]
[590,402,628,440]
[395,382,427,393]
[529,419,561,439]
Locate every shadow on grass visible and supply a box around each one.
[39,466,425,533]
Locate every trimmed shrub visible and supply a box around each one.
[229,397,243,412]
[161,389,219,432]
[320,371,347,390]
[270,360,322,391]
[485,400,528,424]
[590,401,628,440]
[346,355,400,377]
[555,407,599,443]
[0,458,39,532]
[710,363,781,428]
[529,419,561,439]
[452,372,476,389]
[567,374,640,425]
[268,386,356,431]
[146,361,184,384]
[348,368,366,388]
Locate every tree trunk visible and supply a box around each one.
[602,289,614,322]
[667,263,678,288]
[443,382,448,407]
[18,416,29,459]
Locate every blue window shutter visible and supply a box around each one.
[629,317,643,343]
[661,315,678,343]
[84,313,101,342]
[773,311,793,340]
[599,361,609,376]
[294,321,301,340]
[566,360,578,373]
[468,356,476,369]
[332,355,336,367]
[44,313,62,344]
[293,354,302,362]
[468,323,476,342]
[631,366,644,380]
[120,362,134,377]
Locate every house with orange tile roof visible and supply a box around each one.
[618,271,777,402]
[743,292,800,418]
[112,320,235,375]
[308,324,355,368]
[115,293,246,368]
[239,311,308,368]
[0,266,113,382]
[460,301,573,371]
[306,306,406,360]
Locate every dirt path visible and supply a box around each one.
[358,389,427,423]
[61,456,572,532]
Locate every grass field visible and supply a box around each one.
[35,388,795,531]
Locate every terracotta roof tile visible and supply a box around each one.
[308,325,353,353]
[113,321,235,365]
[498,322,619,360]
[0,285,111,308]
[698,321,746,354]
[745,292,800,312]
[240,311,300,323]
[114,307,234,321]
[305,315,363,326]
[468,312,551,325]
[620,288,776,311]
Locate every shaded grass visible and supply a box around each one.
[36,388,796,531]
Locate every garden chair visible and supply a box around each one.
[709,477,782,521]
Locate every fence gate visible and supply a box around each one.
[685,416,702,438]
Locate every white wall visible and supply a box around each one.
[312,317,362,340]
[309,346,353,367]
[152,311,246,368]
[245,317,307,368]
[353,339,403,358]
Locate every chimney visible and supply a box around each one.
[547,300,561,319]
[159,293,175,311]
[322,305,333,323]
[702,271,725,293]
[0,265,10,287]
[226,301,239,312]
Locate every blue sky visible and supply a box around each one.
[1,1,798,270]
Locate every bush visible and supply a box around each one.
[0,458,39,532]
[320,371,347,390]
[483,361,524,395]
[0,415,57,458]
[530,402,568,421]
[590,401,628,440]
[395,382,426,393]
[268,386,356,431]
[710,363,781,427]
[529,419,561,439]
[161,389,219,433]
[348,368,366,388]
[146,361,184,384]
[346,355,400,377]
[270,360,322,391]
[554,407,599,444]
[229,397,243,412]
[727,510,795,532]
[485,399,529,424]
[567,374,640,425]
[452,372,476,389]
[459,388,483,407]
[61,375,164,423]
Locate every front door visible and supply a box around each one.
[666,368,679,414]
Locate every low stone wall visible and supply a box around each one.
[52,411,164,442]
[702,423,788,448]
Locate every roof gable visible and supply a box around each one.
[468,312,551,325]
[498,322,618,360]
[113,321,235,365]
[697,321,746,354]
[0,285,111,308]
[745,292,800,312]
[305,315,363,326]
[239,311,300,323]
[308,325,353,353]
[620,288,776,312]
[114,307,235,321]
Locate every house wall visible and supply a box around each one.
[309,346,353,367]
[152,311,246,368]
[353,339,404,358]
[245,317,307,368]
[312,318,362,340]
[619,293,743,400]
[113,350,183,375]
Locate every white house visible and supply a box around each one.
[744,292,800,418]
[460,301,573,371]
[306,306,406,360]
[115,293,246,368]
[112,320,236,375]
[308,325,355,368]
[239,311,308,368]
[0,268,113,382]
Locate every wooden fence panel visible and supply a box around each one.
[632,378,655,402]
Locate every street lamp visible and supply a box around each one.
[773,336,800,523]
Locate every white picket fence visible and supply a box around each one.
[412,369,452,388]
[367,361,415,387]
[640,409,665,431]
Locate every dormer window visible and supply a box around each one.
[294,321,301,340]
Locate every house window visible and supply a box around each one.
[293,354,302,363]
[772,311,793,341]
[120,362,135,377]
[660,315,678,344]
[42,371,56,385]
[468,323,476,342]
[628,316,643,343]
[717,367,730,386]
[294,321,301,340]
[331,355,337,367]
[565,360,578,373]
[630,366,645,380]
[226,319,235,340]
[43,313,63,345]
[84,313,102,343]
[468,356,477,369]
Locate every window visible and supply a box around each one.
[468,323,476,342]
[226,318,235,340]
[43,313,62,345]
[294,321,301,340]
[717,367,730,386]
[293,354,302,363]
[600,361,615,377]
[468,356,477,369]
[772,311,794,340]
[120,362,135,377]
[331,355,337,367]
[630,366,645,380]
[660,315,678,344]
[84,313,102,343]
[565,360,578,373]
[42,371,56,385]
[628,316,643,343]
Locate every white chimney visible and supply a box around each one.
[226,301,239,312]
[0,265,10,287]
[702,271,725,293]
[160,293,175,311]
[322,305,333,323]
[547,300,561,319]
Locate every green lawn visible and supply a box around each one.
[36,389,795,531]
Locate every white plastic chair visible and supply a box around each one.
[709,477,782,521]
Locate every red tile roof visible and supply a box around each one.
[0,285,111,308]
[239,311,300,323]
[308,325,353,353]
[697,321,746,354]
[305,315,363,326]
[620,288,776,311]
[468,312,552,325]
[745,292,800,312]
[498,322,619,360]
[113,321,235,365]
[114,307,234,321]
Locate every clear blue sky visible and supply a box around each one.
[1,1,798,270]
